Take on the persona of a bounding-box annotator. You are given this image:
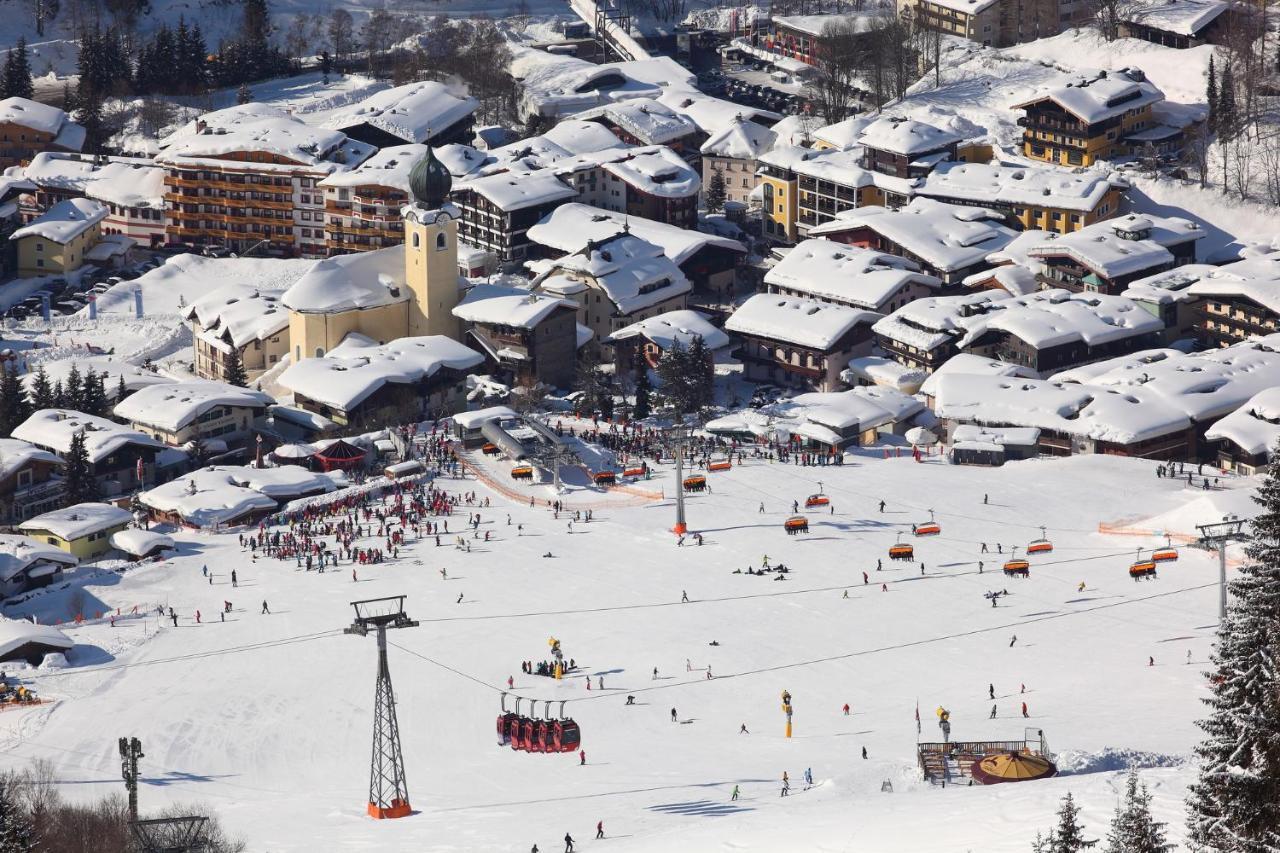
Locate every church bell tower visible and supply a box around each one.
[403,146,460,340]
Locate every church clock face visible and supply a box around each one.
[433,211,452,226]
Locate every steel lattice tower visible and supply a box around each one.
[346,596,418,819]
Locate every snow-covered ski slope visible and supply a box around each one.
[0,444,1238,851]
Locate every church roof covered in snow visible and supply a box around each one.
[282,245,409,314]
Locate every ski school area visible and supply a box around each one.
[0,420,1242,852]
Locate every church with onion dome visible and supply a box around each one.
[281,147,465,363]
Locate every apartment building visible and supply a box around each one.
[21,152,166,246]
[0,97,84,171]
[156,105,374,258]
[1013,69,1164,167]
[319,144,424,255]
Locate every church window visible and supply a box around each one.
[412,233,420,248]
[436,232,448,251]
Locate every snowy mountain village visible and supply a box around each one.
[0,0,1277,850]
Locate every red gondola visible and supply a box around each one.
[708,459,732,472]
[683,475,707,492]
[1130,549,1158,580]
[593,470,616,486]
[1152,537,1178,563]
[511,465,534,480]
[523,710,545,754]
[624,465,647,478]
[497,693,520,746]
[551,702,581,753]
[481,442,499,455]
[805,494,829,508]
[511,699,533,751]
[784,515,809,534]
[1003,547,1030,577]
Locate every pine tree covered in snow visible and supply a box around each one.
[115,374,128,405]
[1186,446,1280,853]
[1105,770,1171,853]
[27,366,51,411]
[0,364,29,436]
[79,370,107,417]
[223,348,249,388]
[1033,792,1097,852]
[1206,55,1218,137]
[63,431,99,505]
[63,364,83,412]
[0,775,35,853]
[705,167,727,213]
[1,39,33,101]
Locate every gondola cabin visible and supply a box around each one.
[623,465,647,478]
[1003,559,1030,578]
[889,543,914,560]
[511,465,534,480]
[784,515,809,533]
[553,718,580,752]
[525,718,546,753]
[1130,559,1158,579]
[805,494,829,508]
[683,475,707,492]
[914,522,941,536]
[1027,540,1053,554]
[708,459,732,472]
[481,442,499,455]
[1152,548,1178,563]
[497,696,520,746]
[511,715,532,751]
[593,470,616,486]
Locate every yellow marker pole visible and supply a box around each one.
[785,720,792,738]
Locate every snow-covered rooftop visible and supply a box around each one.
[605,309,730,350]
[921,0,1001,14]
[460,169,577,212]
[278,334,484,412]
[0,535,76,585]
[1182,252,1280,314]
[809,199,1018,274]
[13,409,165,463]
[327,81,479,144]
[113,381,274,433]
[282,245,409,314]
[601,148,700,198]
[453,283,576,329]
[813,115,873,151]
[1012,68,1165,125]
[1123,0,1228,35]
[184,282,289,350]
[726,293,879,350]
[915,161,1120,212]
[774,10,890,36]
[109,528,175,558]
[842,355,927,394]
[23,153,165,209]
[11,198,107,244]
[857,116,963,157]
[955,288,1165,350]
[0,97,83,151]
[700,117,777,160]
[708,385,922,445]
[1205,386,1280,457]
[512,50,696,118]
[0,617,73,659]
[1121,263,1217,305]
[528,203,745,267]
[872,290,1011,352]
[919,352,1036,397]
[765,239,940,310]
[318,143,428,193]
[1054,334,1280,423]
[933,373,1191,444]
[537,232,691,316]
[159,104,374,172]
[19,502,132,541]
[656,89,781,137]
[1027,213,1204,277]
[0,438,61,483]
[139,467,281,528]
[572,99,700,146]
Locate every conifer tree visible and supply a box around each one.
[27,365,52,411]
[2,39,34,100]
[51,379,65,409]
[1206,54,1218,136]
[1186,442,1280,852]
[64,364,83,411]
[705,167,727,213]
[63,430,99,505]
[223,347,248,388]
[115,374,128,404]
[1033,793,1097,852]
[1106,770,1172,853]
[80,369,106,416]
[0,364,29,436]
[0,775,35,853]
[633,354,652,420]
[1218,61,1238,141]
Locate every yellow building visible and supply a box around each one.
[914,161,1124,234]
[19,502,133,560]
[11,197,106,277]
[1013,70,1164,167]
[282,147,461,362]
[757,145,808,244]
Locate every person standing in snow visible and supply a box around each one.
[1009,634,1017,647]
[990,705,997,719]
[843,703,850,715]
[861,747,868,759]
[681,590,689,603]
[595,821,604,839]
[580,749,586,766]
[231,569,238,587]
[988,683,995,700]
[879,500,885,512]
[261,600,270,614]
[671,707,677,722]
[731,785,740,801]
[1021,701,1028,718]
[563,832,574,852]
